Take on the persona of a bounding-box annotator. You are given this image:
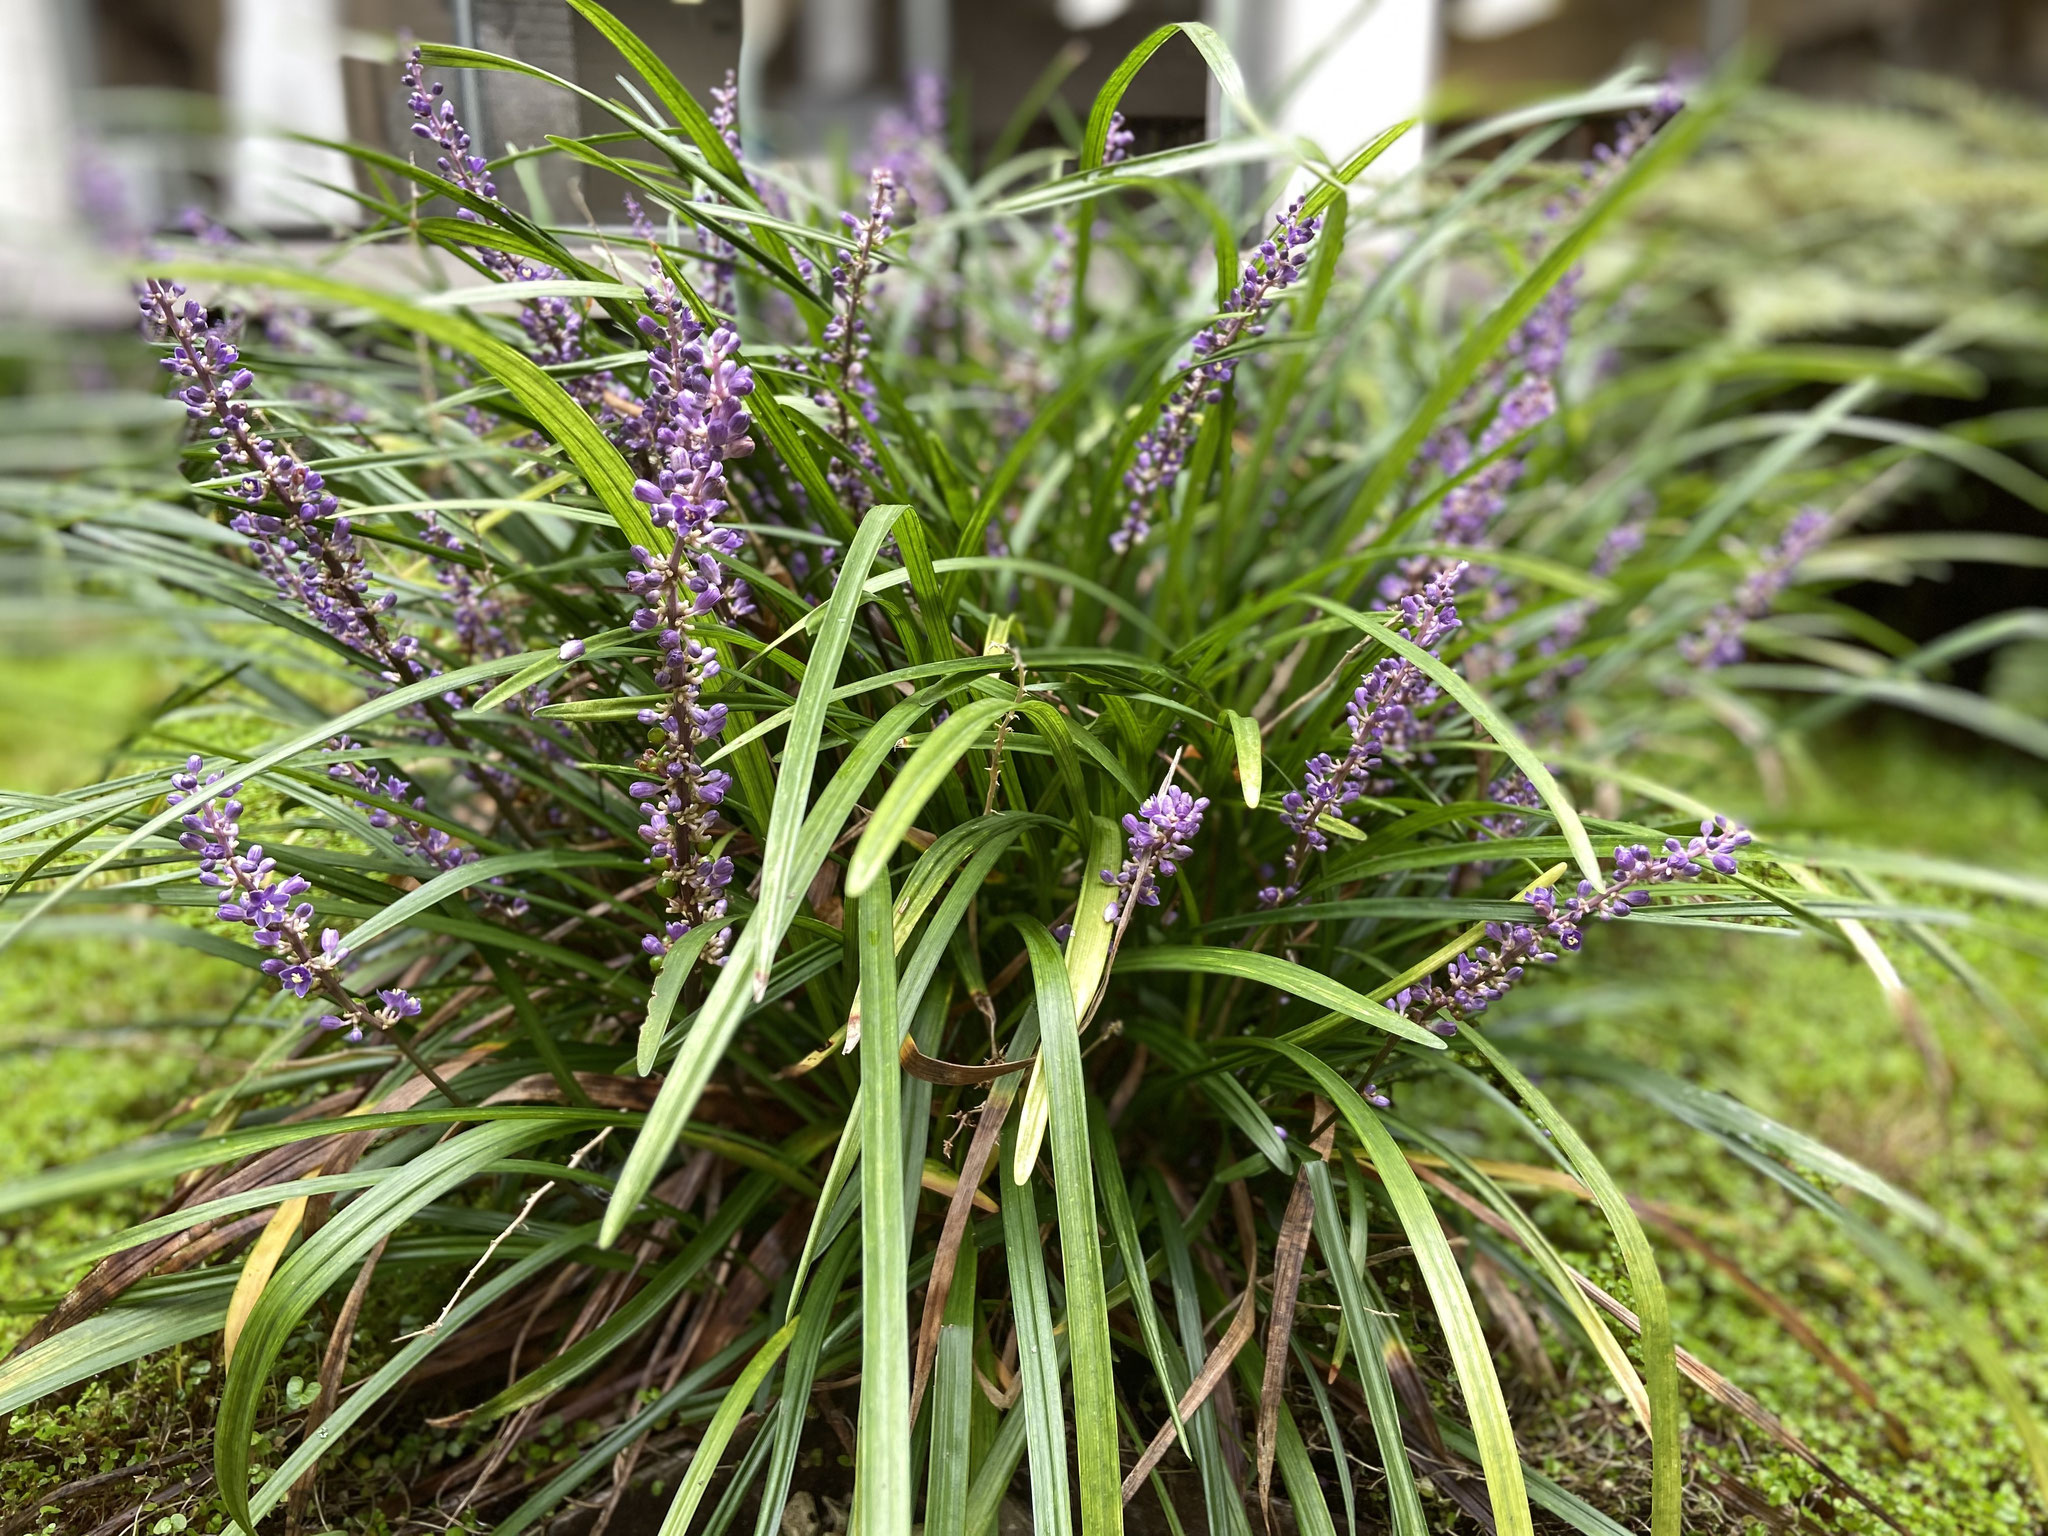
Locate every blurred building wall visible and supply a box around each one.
[222,0,356,228]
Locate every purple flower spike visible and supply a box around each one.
[1391,815,1750,1032]
[815,168,898,512]
[169,757,414,1043]
[1114,199,1321,553]
[402,49,614,412]
[617,258,762,970]
[1261,565,1466,906]
[1102,785,1210,923]
[1681,507,1833,669]
[1385,82,1680,614]
[1103,111,1136,165]
[138,281,428,684]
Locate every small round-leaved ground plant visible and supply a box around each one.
[3,14,2046,1536]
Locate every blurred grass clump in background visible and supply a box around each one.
[0,19,2045,1536]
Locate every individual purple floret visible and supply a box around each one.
[1113,199,1321,554]
[403,49,613,411]
[1261,565,1465,906]
[815,168,897,511]
[138,280,423,684]
[621,266,759,967]
[1681,507,1831,669]
[1387,816,1749,1035]
[168,755,417,1043]
[1103,784,1209,923]
[321,989,423,1046]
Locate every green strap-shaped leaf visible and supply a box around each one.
[0,1105,624,1222]
[1228,1337,1339,1536]
[0,1295,226,1420]
[244,1228,593,1529]
[652,1315,803,1536]
[1247,1039,1533,1536]
[556,0,822,321]
[1012,816,1122,1181]
[1000,1121,1074,1536]
[1089,1101,1187,1443]
[854,880,913,1536]
[847,698,1012,896]
[1016,917,1122,1536]
[1305,1164,1427,1536]
[923,1217,980,1536]
[215,1119,562,1531]
[1456,1029,1680,1536]
[1221,710,1263,808]
[754,1230,858,1536]
[1297,120,1418,221]
[637,920,725,1075]
[341,849,561,946]
[752,505,909,996]
[561,0,745,180]
[0,647,552,962]
[1113,946,1447,1049]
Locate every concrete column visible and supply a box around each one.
[900,0,949,86]
[223,0,357,229]
[471,0,583,220]
[802,0,877,100]
[1269,0,1439,181]
[0,0,78,236]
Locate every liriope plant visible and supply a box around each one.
[3,9,2045,1534]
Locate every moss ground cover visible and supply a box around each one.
[1492,733,2048,1533]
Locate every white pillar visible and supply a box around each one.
[1270,0,1438,180]
[223,0,356,229]
[0,0,78,236]
[801,0,878,100]
[900,0,949,86]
